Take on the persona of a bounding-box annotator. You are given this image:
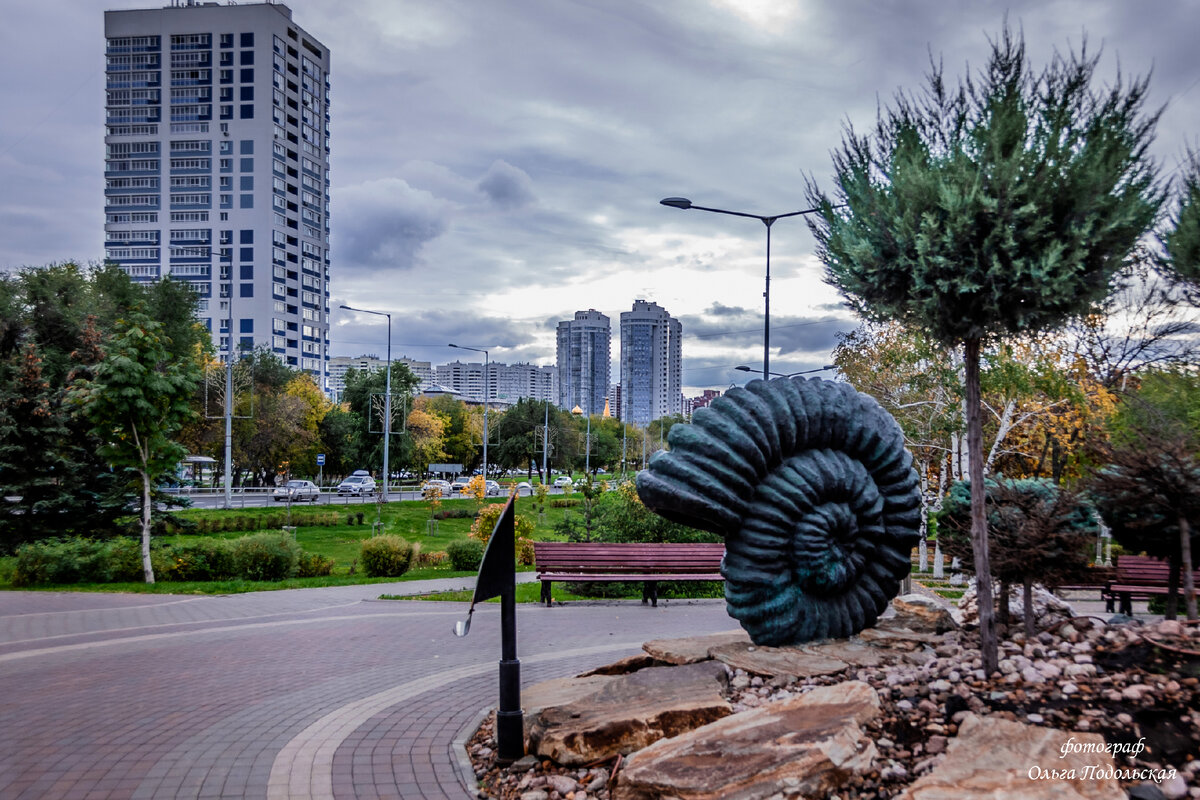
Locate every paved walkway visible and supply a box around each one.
[0,579,736,799]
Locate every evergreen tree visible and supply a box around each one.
[806,28,1160,671]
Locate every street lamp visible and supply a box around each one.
[661,197,824,378]
[449,343,489,480]
[734,364,837,378]
[341,304,392,502]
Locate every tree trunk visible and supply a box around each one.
[1023,576,1036,640]
[1166,555,1180,620]
[964,337,998,674]
[998,579,1011,634]
[140,468,155,584]
[1181,516,1197,621]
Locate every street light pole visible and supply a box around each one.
[341,304,392,502]
[450,343,490,480]
[734,364,837,379]
[661,197,825,378]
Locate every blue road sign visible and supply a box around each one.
[316,454,325,465]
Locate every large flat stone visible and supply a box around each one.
[709,641,850,678]
[889,594,959,633]
[898,713,1124,800]
[642,630,750,665]
[527,660,732,766]
[614,680,882,800]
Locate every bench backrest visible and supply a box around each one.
[533,542,724,574]
[1115,555,1200,586]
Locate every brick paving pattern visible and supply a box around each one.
[0,579,735,799]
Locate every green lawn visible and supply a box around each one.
[0,495,584,593]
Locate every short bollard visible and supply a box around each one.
[453,496,524,763]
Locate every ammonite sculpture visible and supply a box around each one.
[637,377,921,645]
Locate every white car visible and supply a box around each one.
[423,479,451,498]
[553,476,573,488]
[484,480,502,496]
[450,477,471,494]
[337,471,377,496]
[274,479,319,502]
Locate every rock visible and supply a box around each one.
[545,774,578,795]
[956,580,1075,629]
[509,755,541,772]
[857,626,943,648]
[1128,784,1167,800]
[890,594,959,632]
[1161,775,1190,799]
[708,641,848,678]
[1157,620,1185,637]
[614,681,881,800]
[521,675,619,738]
[577,654,661,676]
[528,661,731,766]
[898,713,1123,800]
[519,792,549,800]
[641,630,750,665]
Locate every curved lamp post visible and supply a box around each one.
[449,343,489,480]
[341,304,392,502]
[734,364,836,379]
[661,197,824,378]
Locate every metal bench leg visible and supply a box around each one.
[1119,593,1132,616]
[541,581,551,606]
[642,581,658,607]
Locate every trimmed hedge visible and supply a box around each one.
[230,532,301,581]
[359,535,416,578]
[445,538,484,572]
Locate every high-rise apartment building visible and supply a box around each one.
[620,300,682,427]
[327,355,431,401]
[556,310,610,416]
[104,1,331,386]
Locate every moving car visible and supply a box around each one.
[484,480,502,497]
[337,471,377,496]
[273,479,320,503]
[449,477,471,494]
[553,476,573,488]
[423,479,451,497]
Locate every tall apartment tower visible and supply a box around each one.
[104,1,331,387]
[620,300,683,427]
[555,310,610,416]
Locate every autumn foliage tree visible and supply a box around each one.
[807,28,1160,671]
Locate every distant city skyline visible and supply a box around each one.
[6,1,1199,394]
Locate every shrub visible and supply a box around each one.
[346,513,356,525]
[166,540,235,581]
[434,508,474,520]
[230,532,300,581]
[446,538,484,572]
[470,503,535,546]
[355,512,365,525]
[297,551,336,577]
[12,536,160,585]
[550,499,581,508]
[413,550,449,568]
[516,536,535,566]
[359,535,416,577]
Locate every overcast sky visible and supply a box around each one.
[3,0,1198,395]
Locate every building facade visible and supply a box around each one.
[104,1,331,386]
[619,300,683,427]
[433,361,556,405]
[555,310,611,416]
[327,355,431,401]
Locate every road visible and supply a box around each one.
[0,581,735,799]
[175,486,572,510]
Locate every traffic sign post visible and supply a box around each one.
[317,454,325,491]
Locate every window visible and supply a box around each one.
[220,33,233,48]
[219,141,233,155]
[240,105,254,119]
[240,86,254,101]
[240,284,253,298]
[240,194,254,209]
[170,211,209,222]
[219,87,233,102]
[240,51,254,65]
[170,158,210,170]
[220,158,232,171]
[240,140,254,155]
[240,265,254,280]
[240,68,254,83]
[220,51,233,67]
[170,175,210,188]
[220,69,233,84]
[170,140,209,153]
[219,176,232,190]
[240,176,253,191]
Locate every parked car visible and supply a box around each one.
[337,470,377,496]
[553,476,574,488]
[423,479,451,497]
[450,477,471,494]
[484,480,502,497]
[515,481,533,496]
[274,479,320,503]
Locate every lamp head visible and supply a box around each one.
[734,365,753,373]
[660,197,692,210]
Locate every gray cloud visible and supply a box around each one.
[477,160,537,210]
[334,178,452,270]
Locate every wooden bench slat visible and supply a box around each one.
[533,541,725,606]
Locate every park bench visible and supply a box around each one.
[1051,566,1117,598]
[1102,555,1200,615]
[533,541,725,607]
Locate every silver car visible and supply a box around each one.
[337,471,377,496]
[273,480,320,503]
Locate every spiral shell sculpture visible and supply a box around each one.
[637,377,921,646]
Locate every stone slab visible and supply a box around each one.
[642,630,750,665]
